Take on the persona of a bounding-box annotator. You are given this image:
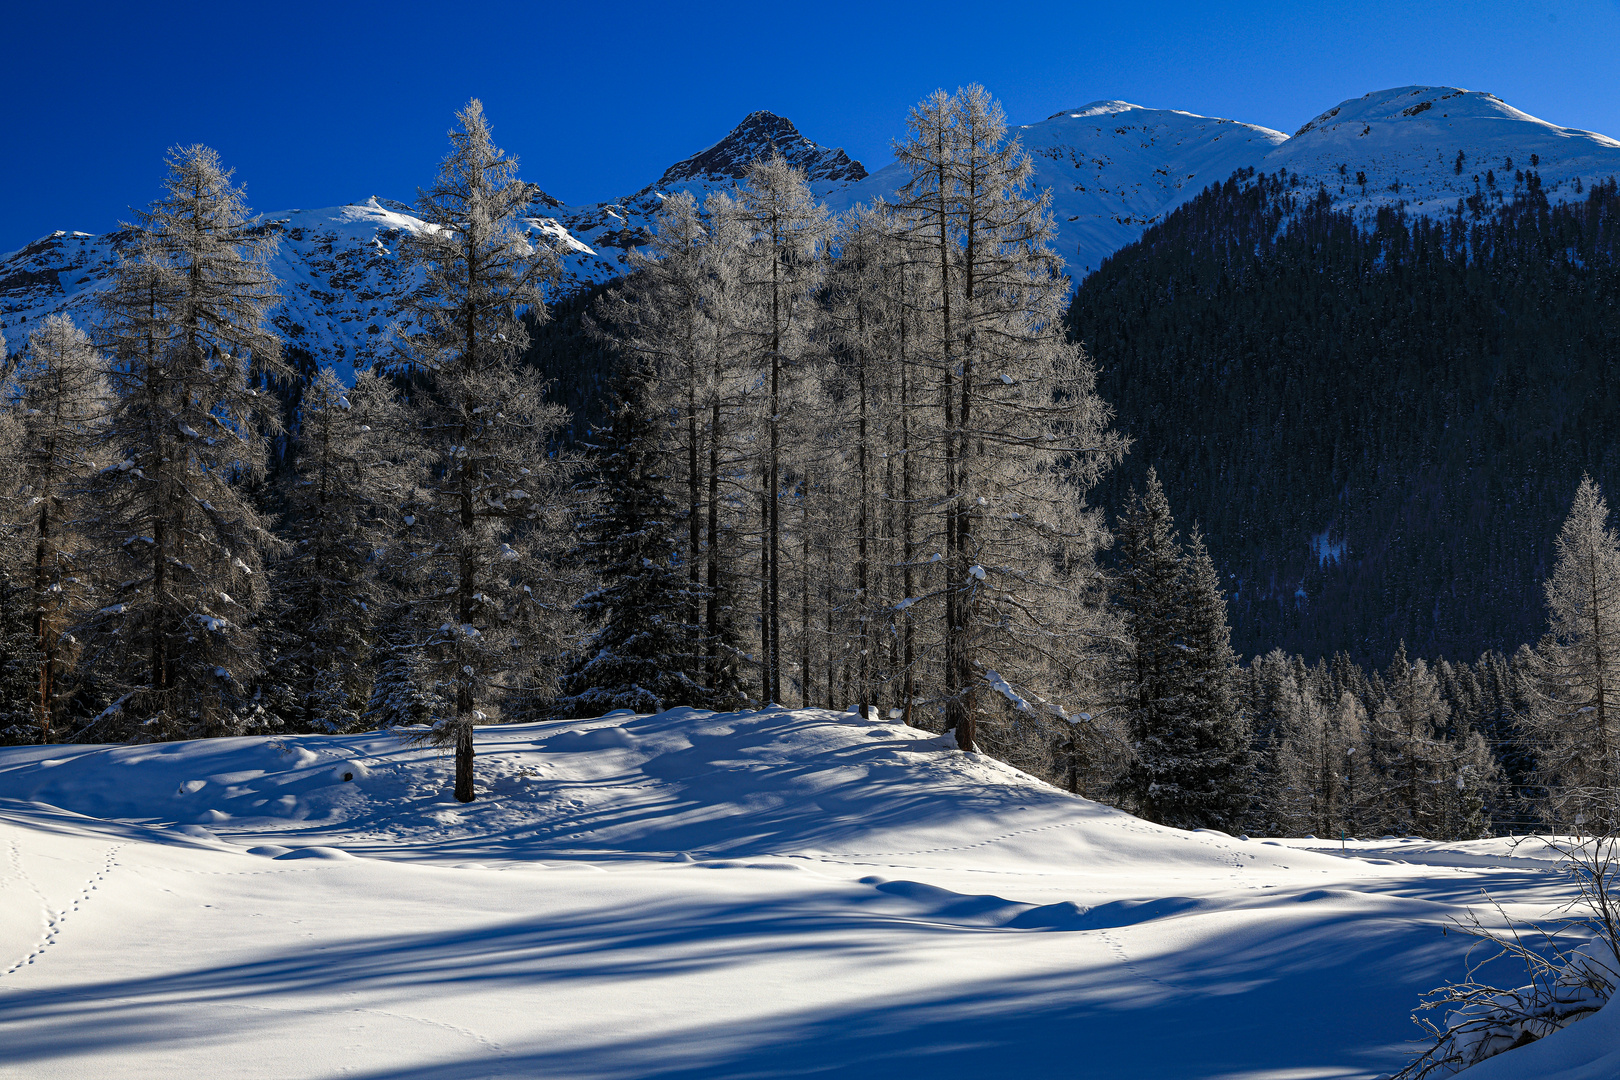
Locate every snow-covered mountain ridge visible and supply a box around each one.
[5,86,1620,378]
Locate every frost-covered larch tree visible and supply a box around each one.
[82,145,287,739]
[729,154,831,706]
[893,85,1124,750]
[1274,678,1368,838]
[1369,644,1460,837]
[823,202,898,717]
[1526,474,1620,833]
[266,368,403,732]
[4,316,110,741]
[394,99,575,802]
[592,190,749,699]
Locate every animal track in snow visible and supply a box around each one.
[2,842,122,978]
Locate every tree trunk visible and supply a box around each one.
[857,316,870,718]
[768,247,782,707]
[707,396,722,689]
[455,719,475,803]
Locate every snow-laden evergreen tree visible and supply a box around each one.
[1524,475,1620,833]
[555,374,728,716]
[393,100,575,802]
[729,154,832,706]
[1114,477,1248,830]
[362,627,437,731]
[1175,528,1251,829]
[81,145,287,740]
[892,84,1125,750]
[3,316,110,741]
[266,369,403,732]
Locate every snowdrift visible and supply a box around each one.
[0,707,1598,1079]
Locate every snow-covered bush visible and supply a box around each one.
[1396,836,1619,1077]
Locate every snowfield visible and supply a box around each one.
[0,707,1609,1079]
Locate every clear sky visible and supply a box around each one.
[4,0,1618,249]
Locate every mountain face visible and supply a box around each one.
[5,86,1620,379]
[1268,86,1620,221]
[656,109,868,187]
[0,199,595,381]
[824,101,1288,277]
[0,111,864,375]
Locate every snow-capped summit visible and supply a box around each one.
[656,109,868,188]
[829,99,1287,278]
[1018,101,1287,276]
[1265,85,1620,220]
[1048,100,1148,120]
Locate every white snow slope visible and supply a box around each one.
[828,100,1288,279]
[7,85,1620,377]
[0,706,1607,1079]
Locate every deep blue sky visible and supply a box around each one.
[4,0,1618,249]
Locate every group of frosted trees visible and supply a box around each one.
[561,86,1127,765]
[0,101,574,801]
[2,83,1617,834]
[1112,469,1620,841]
[1215,475,1620,842]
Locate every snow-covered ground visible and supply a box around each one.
[0,707,1607,1079]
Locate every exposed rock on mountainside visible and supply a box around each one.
[657,109,868,187]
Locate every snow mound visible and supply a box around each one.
[0,708,1331,873]
[0,707,1596,1079]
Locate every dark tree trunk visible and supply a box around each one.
[455,720,475,803]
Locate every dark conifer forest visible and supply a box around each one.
[1070,170,1620,667]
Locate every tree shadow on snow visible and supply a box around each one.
[0,878,1477,1080]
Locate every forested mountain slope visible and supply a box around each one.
[1069,171,1620,666]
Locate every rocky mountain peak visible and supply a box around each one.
[656,110,867,188]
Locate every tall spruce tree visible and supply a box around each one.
[1176,528,1251,829]
[393,100,575,802]
[1114,469,1185,817]
[81,145,287,739]
[1114,472,1247,829]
